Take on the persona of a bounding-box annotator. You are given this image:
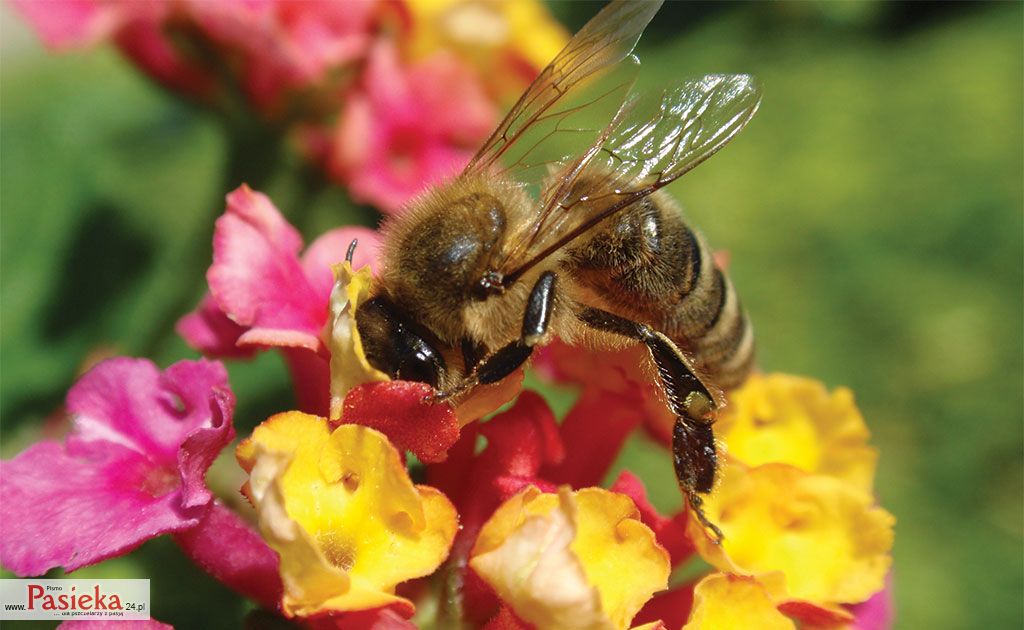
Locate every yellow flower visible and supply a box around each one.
[326,262,390,420]
[236,412,458,617]
[470,486,669,630]
[403,0,568,99]
[683,573,795,630]
[716,373,878,493]
[689,460,894,608]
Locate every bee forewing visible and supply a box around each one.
[572,73,762,203]
[499,74,763,281]
[465,0,663,176]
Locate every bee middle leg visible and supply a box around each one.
[577,306,724,542]
[432,271,557,401]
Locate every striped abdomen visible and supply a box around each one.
[563,193,754,389]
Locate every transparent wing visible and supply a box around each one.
[464,0,662,190]
[496,74,763,283]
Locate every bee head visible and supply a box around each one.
[391,191,507,304]
[354,294,447,388]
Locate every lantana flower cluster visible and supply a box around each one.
[11,0,567,212]
[2,182,895,628]
[4,2,894,628]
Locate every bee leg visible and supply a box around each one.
[461,338,488,373]
[432,272,557,402]
[478,271,557,383]
[577,306,724,542]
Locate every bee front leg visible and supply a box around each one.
[431,272,557,402]
[577,306,724,542]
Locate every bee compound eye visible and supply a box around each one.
[396,349,443,389]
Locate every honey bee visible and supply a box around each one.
[352,0,760,537]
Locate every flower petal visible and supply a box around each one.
[283,347,334,418]
[305,606,418,630]
[482,606,531,630]
[453,369,525,426]
[715,374,877,493]
[544,386,645,488]
[113,16,216,100]
[178,387,236,509]
[402,0,567,100]
[683,574,795,630]
[1,441,189,575]
[184,0,376,110]
[176,294,255,359]
[633,584,695,630]
[340,381,460,464]
[318,425,458,587]
[429,391,563,510]
[471,488,607,630]
[246,444,354,616]
[238,413,457,617]
[609,471,693,566]
[332,41,496,212]
[429,392,565,625]
[66,357,230,460]
[848,574,894,630]
[207,185,325,351]
[301,227,381,302]
[572,489,670,628]
[327,261,390,419]
[1,358,234,576]
[471,487,669,630]
[9,0,158,49]
[173,502,283,610]
[690,461,894,607]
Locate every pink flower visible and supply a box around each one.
[850,574,894,630]
[112,13,216,100]
[11,0,379,112]
[0,358,235,576]
[176,294,255,360]
[10,0,216,99]
[173,502,283,611]
[329,40,497,213]
[8,0,166,49]
[177,185,379,415]
[183,0,379,110]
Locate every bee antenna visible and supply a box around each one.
[345,238,359,263]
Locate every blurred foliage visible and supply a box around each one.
[1,1,1021,629]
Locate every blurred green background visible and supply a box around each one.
[2,1,1021,628]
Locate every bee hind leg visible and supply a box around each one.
[430,271,557,402]
[577,306,724,542]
